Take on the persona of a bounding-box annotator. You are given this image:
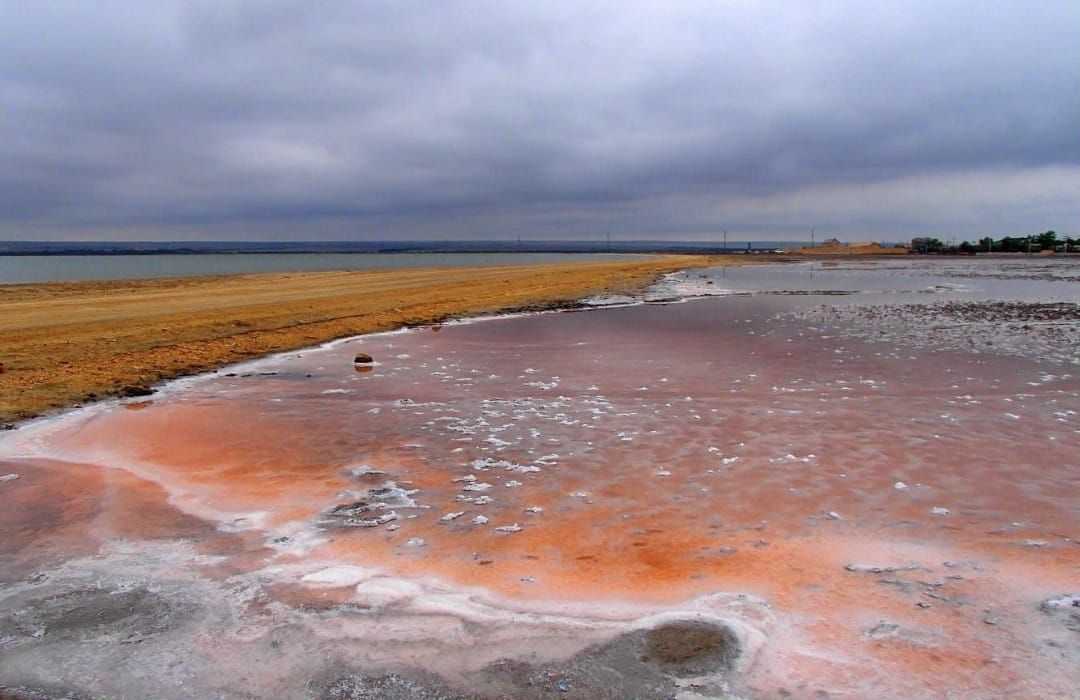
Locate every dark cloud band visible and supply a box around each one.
[1,1,1077,240]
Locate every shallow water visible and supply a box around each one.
[1,258,1077,699]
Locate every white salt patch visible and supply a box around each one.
[894,482,908,490]
[354,578,423,607]
[301,565,376,588]
[348,465,385,478]
[440,511,466,522]
[772,453,814,463]
[463,482,492,492]
[0,473,19,483]
[405,537,427,548]
[931,507,950,516]
[1043,594,1080,610]
[472,515,489,525]
[495,523,523,533]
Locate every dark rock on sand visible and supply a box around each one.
[353,352,374,364]
[118,385,154,398]
[641,621,741,676]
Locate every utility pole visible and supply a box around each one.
[811,228,815,247]
[723,228,727,251]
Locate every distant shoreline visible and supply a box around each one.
[0,240,800,256]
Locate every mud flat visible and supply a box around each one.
[1,258,1077,698]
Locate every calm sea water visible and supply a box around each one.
[0,252,638,284]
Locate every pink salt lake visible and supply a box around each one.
[1,262,1077,698]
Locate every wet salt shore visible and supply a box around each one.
[0,258,1077,699]
[796,301,1080,366]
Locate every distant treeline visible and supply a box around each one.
[912,230,1077,254]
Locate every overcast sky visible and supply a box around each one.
[2,1,1077,242]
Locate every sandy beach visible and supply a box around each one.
[0,255,742,424]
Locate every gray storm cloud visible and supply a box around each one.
[1,0,1077,241]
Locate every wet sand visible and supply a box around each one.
[0,254,736,424]
[0,259,1077,699]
